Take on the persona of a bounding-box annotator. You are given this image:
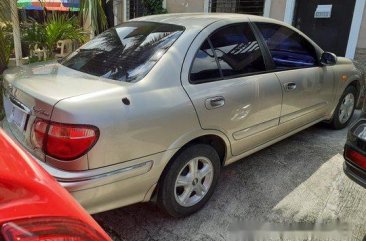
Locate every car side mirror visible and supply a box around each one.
[320,52,337,66]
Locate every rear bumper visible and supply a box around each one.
[344,161,366,189]
[1,120,173,214]
[24,146,168,214]
[38,152,170,214]
[44,155,162,214]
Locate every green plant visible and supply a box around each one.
[22,20,47,50]
[44,14,86,56]
[21,14,86,59]
[142,0,168,15]
[0,0,16,73]
[0,1,12,22]
[0,25,13,74]
[80,0,108,35]
[29,55,43,63]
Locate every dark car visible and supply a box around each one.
[344,114,366,188]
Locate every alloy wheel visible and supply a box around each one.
[338,93,355,124]
[174,157,214,207]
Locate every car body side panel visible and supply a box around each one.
[180,19,283,156]
[52,84,200,169]
[183,73,283,156]
[51,28,203,169]
[249,17,363,130]
[330,57,363,113]
[275,67,335,134]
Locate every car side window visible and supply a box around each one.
[210,24,266,78]
[190,23,266,83]
[255,22,318,69]
[190,40,221,82]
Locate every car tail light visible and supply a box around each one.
[31,119,48,149]
[345,148,366,170]
[1,217,109,241]
[31,119,99,161]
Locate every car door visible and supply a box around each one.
[181,21,283,156]
[254,22,336,133]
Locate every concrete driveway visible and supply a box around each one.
[94,112,366,241]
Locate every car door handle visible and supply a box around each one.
[284,82,297,91]
[205,96,225,110]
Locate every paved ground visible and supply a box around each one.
[94,112,366,241]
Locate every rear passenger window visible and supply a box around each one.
[210,24,266,77]
[190,40,221,82]
[255,22,318,69]
[190,23,266,83]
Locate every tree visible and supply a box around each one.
[80,0,108,38]
[0,0,22,71]
[10,0,22,67]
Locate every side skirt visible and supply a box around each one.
[224,117,326,166]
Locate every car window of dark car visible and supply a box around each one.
[190,40,221,82]
[255,22,318,70]
[209,24,266,78]
[61,21,184,82]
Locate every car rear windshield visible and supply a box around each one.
[61,21,185,82]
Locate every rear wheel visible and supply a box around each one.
[157,144,220,217]
[330,86,357,129]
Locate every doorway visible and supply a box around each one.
[293,0,356,56]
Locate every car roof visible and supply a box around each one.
[133,13,322,53]
[133,13,279,29]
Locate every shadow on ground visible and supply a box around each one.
[94,112,366,241]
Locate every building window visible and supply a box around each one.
[209,0,265,15]
[127,0,144,20]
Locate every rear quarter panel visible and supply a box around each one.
[51,29,204,169]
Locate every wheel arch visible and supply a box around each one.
[148,131,231,202]
[347,78,363,109]
[348,79,361,97]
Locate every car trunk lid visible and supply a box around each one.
[2,61,122,160]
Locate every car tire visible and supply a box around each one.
[330,85,357,129]
[157,144,221,218]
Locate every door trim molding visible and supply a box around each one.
[233,118,279,140]
[280,102,327,124]
[225,117,326,165]
[345,0,366,59]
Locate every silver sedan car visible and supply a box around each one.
[2,13,364,217]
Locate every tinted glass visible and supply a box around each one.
[190,40,221,82]
[210,24,265,77]
[256,22,318,69]
[61,21,184,82]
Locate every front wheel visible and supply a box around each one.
[330,85,357,129]
[157,144,221,217]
